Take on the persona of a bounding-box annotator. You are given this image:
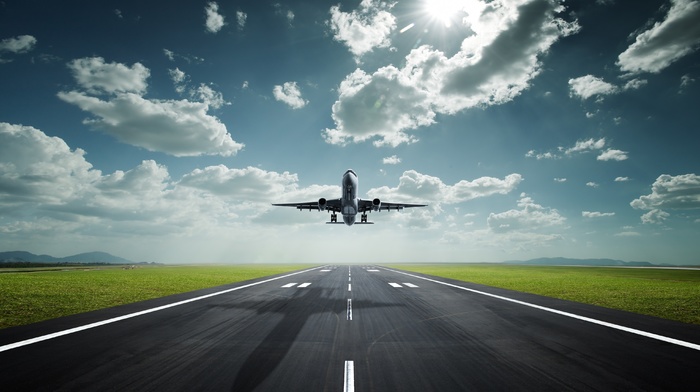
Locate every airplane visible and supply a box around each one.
[272,169,427,225]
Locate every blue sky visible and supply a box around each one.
[1,0,699,264]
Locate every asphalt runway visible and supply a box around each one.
[1,265,699,391]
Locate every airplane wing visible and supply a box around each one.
[358,199,427,213]
[271,198,341,212]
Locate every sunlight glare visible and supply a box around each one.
[424,0,463,28]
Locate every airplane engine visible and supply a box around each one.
[318,198,327,211]
[372,198,381,211]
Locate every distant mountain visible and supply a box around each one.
[0,251,135,265]
[506,257,657,267]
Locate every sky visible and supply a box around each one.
[1,0,699,265]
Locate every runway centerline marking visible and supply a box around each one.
[381,267,700,352]
[347,299,352,321]
[344,360,355,392]
[297,283,312,288]
[0,266,324,353]
[348,283,352,292]
[388,283,402,288]
[282,283,298,288]
[403,283,419,288]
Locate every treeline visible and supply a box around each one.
[1,261,121,269]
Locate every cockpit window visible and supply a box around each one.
[345,169,356,177]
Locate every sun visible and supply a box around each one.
[424,0,464,28]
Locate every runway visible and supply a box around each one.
[1,265,699,391]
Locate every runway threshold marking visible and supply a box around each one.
[344,360,355,392]
[381,267,700,352]
[388,283,403,288]
[0,266,324,353]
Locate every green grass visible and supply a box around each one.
[0,264,314,329]
[390,264,700,325]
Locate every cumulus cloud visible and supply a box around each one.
[617,0,700,74]
[59,58,242,157]
[487,194,566,234]
[368,170,522,204]
[324,0,579,147]
[527,138,627,162]
[273,81,308,109]
[179,166,298,201]
[615,176,630,182]
[327,0,396,60]
[67,57,149,95]
[582,211,615,218]
[382,155,401,165]
[631,174,700,220]
[0,122,339,240]
[205,2,226,33]
[568,75,618,99]
[568,75,649,101]
[597,148,628,161]
[236,10,247,30]
[0,35,37,59]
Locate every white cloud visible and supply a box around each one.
[324,0,579,147]
[179,166,298,201]
[0,35,37,54]
[528,138,620,161]
[382,155,401,165]
[273,81,308,109]
[617,0,700,74]
[236,10,247,30]
[58,91,243,157]
[615,176,630,182]
[586,182,599,188]
[568,75,619,99]
[565,137,606,155]
[205,2,226,33]
[194,84,229,109]
[368,170,522,205]
[168,67,187,94]
[487,195,566,234]
[59,59,241,157]
[0,122,344,244]
[631,173,700,211]
[164,48,175,61]
[554,178,567,182]
[597,148,628,161]
[327,0,396,60]
[640,209,670,224]
[0,123,99,204]
[582,211,615,218]
[67,57,149,95]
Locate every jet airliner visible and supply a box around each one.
[272,169,427,225]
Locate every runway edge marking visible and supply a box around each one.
[380,267,700,352]
[0,266,324,353]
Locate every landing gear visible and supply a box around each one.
[361,213,368,223]
[331,213,338,223]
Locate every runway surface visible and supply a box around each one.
[1,265,699,391]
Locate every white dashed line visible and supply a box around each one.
[347,299,352,321]
[344,360,355,392]
[403,283,419,288]
[282,283,297,288]
[298,283,312,288]
[348,284,352,292]
[367,269,379,272]
[321,269,331,272]
[381,267,700,352]
[388,283,402,288]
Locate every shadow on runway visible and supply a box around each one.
[224,287,402,391]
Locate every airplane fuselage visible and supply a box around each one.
[341,169,359,226]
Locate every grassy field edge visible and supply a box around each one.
[388,264,700,325]
[0,264,316,329]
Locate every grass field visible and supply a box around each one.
[2,263,699,330]
[0,264,313,329]
[391,264,700,325]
